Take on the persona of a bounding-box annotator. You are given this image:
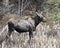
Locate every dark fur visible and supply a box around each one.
[7,12,46,40]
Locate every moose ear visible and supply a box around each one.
[35,12,43,18]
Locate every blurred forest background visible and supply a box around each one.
[0,0,60,48]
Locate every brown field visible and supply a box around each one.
[0,14,60,48]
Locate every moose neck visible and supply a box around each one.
[33,16,42,27]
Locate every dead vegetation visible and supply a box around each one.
[0,20,60,48]
[0,6,60,48]
[0,0,60,48]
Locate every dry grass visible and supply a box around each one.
[0,14,60,48]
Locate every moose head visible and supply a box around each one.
[33,12,46,27]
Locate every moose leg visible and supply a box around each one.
[28,30,33,43]
[29,31,33,40]
[28,26,33,40]
[6,22,14,38]
[8,27,13,37]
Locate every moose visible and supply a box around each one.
[7,12,46,40]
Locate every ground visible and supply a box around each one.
[0,13,60,48]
